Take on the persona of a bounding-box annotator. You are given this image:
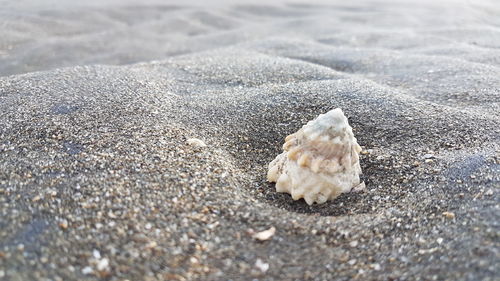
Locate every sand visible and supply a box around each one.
[0,0,499,280]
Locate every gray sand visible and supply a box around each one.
[0,0,499,280]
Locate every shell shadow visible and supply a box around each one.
[261,180,368,217]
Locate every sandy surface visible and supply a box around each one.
[0,0,499,280]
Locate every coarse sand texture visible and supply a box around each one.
[0,0,499,280]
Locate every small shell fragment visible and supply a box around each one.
[252,227,276,241]
[186,138,207,147]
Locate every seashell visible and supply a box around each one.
[186,138,207,147]
[267,108,364,205]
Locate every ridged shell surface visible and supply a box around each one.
[267,108,364,205]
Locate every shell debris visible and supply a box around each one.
[186,138,207,147]
[252,226,276,241]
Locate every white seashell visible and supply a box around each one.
[267,108,364,205]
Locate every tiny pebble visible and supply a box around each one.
[442,212,455,219]
[145,241,158,249]
[82,266,93,275]
[255,258,269,273]
[97,258,109,271]
[59,220,68,229]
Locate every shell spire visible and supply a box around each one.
[267,108,364,205]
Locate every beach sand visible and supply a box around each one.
[0,0,499,280]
